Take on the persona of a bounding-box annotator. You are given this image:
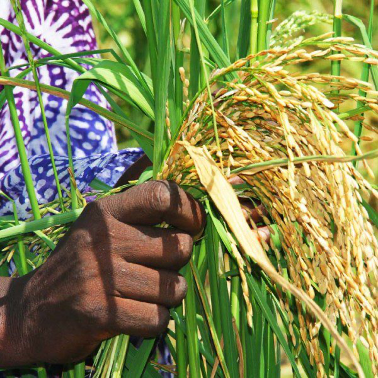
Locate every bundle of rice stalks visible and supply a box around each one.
[161,34,378,376]
[1,5,378,374]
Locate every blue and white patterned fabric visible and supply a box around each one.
[0,0,143,218]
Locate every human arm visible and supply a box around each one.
[0,180,205,367]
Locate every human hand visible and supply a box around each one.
[118,156,270,242]
[1,180,205,366]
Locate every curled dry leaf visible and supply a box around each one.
[185,142,364,378]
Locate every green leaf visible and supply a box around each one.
[123,343,160,378]
[126,339,156,378]
[245,273,302,377]
[173,0,237,81]
[151,0,171,178]
[136,167,153,185]
[82,0,151,96]
[343,14,378,90]
[185,268,201,377]
[237,0,251,59]
[204,218,222,338]
[205,200,232,252]
[362,199,378,227]
[132,0,147,34]
[67,60,154,119]
[357,340,374,378]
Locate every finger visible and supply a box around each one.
[109,219,193,270]
[241,202,267,223]
[99,180,206,236]
[228,176,245,185]
[115,154,152,187]
[105,297,170,338]
[111,259,187,308]
[253,226,270,243]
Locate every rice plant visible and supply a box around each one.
[0,0,377,377]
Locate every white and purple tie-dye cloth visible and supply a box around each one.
[0,0,143,219]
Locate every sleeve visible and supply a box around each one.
[0,0,144,218]
[0,0,118,175]
[0,149,144,219]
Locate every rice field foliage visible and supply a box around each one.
[0,0,378,377]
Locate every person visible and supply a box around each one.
[0,0,268,368]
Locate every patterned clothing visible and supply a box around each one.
[0,0,142,217]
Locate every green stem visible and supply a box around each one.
[333,319,342,378]
[331,0,342,78]
[189,0,206,98]
[36,366,48,378]
[230,149,378,175]
[265,0,277,48]
[188,0,221,159]
[10,0,64,211]
[0,76,153,141]
[175,302,188,378]
[150,0,170,179]
[185,268,201,377]
[0,43,41,220]
[257,0,270,53]
[190,262,230,378]
[218,260,239,378]
[351,0,374,165]
[0,209,83,241]
[230,261,241,331]
[113,335,130,378]
[65,114,78,210]
[172,2,184,123]
[250,0,258,55]
[220,0,230,57]
[331,0,342,111]
[206,219,222,338]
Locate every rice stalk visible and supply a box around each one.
[10,0,65,210]
[161,34,378,376]
[1,4,377,376]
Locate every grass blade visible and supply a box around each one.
[237,0,251,59]
[191,261,230,378]
[0,43,41,220]
[127,338,156,378]
[10,0,64,211]
[68,60,154,119]
[0,76,154,142]
[151,0,171,178]
[189,0,206,98]
[185,268,201,377]
[82,0,151,96]
[174,0,237,81]
[132,0,147,34]
[343,13,378,89]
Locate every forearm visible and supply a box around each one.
[0,276,32,367]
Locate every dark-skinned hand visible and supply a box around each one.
[0,180,205,366]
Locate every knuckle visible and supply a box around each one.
[83,200,102,217]
[71,227,94,248]
[142,180,178,214]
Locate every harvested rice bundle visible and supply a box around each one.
[1,32,377,377]
[161,34,378,376]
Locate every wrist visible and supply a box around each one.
[0,275,34,367]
